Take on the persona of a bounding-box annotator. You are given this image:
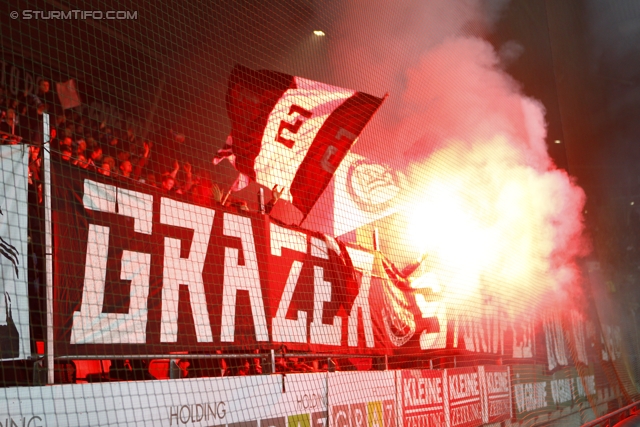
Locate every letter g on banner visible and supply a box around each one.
[70,180,153,344]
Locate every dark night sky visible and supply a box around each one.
[519,1,640,302]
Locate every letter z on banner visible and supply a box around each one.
[0,145,30,360]
[219,65,385,218]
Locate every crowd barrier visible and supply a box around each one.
[0,366,622,427]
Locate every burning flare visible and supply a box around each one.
[403,135,587,319]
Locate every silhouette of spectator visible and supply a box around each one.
[161,174,176,193]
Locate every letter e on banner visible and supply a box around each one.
[271,224,308,343]
[276,105,313,148]
[309,237,342,346]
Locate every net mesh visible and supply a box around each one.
[0,1,638,426]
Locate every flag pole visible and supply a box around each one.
[221,189,232,206]
[42,112,55,385]
[298,210,309,226]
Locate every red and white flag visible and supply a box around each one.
[214,65,385,217]
[56,79,82,110]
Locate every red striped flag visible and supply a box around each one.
[214,65,385,217]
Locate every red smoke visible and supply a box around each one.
[327,5,589,320]
[398,38,588,317]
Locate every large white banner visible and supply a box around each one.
[0,145,30,360]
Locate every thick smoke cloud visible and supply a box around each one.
[326,0,589,318]
[326,0,510,162]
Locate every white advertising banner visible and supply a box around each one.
[398,369,446,427]
[281,373,329,427]
[0,145,30,360]
[444,367,482,427]
[478,365,511,425]
[328,371,397,427]
[0,373,330,427]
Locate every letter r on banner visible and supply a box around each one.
[160,198,215,343]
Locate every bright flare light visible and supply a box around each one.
[313,30,326,36]
[403,136,586,317]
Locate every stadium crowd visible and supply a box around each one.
[1,79,284,211]
[0,79,339,383]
